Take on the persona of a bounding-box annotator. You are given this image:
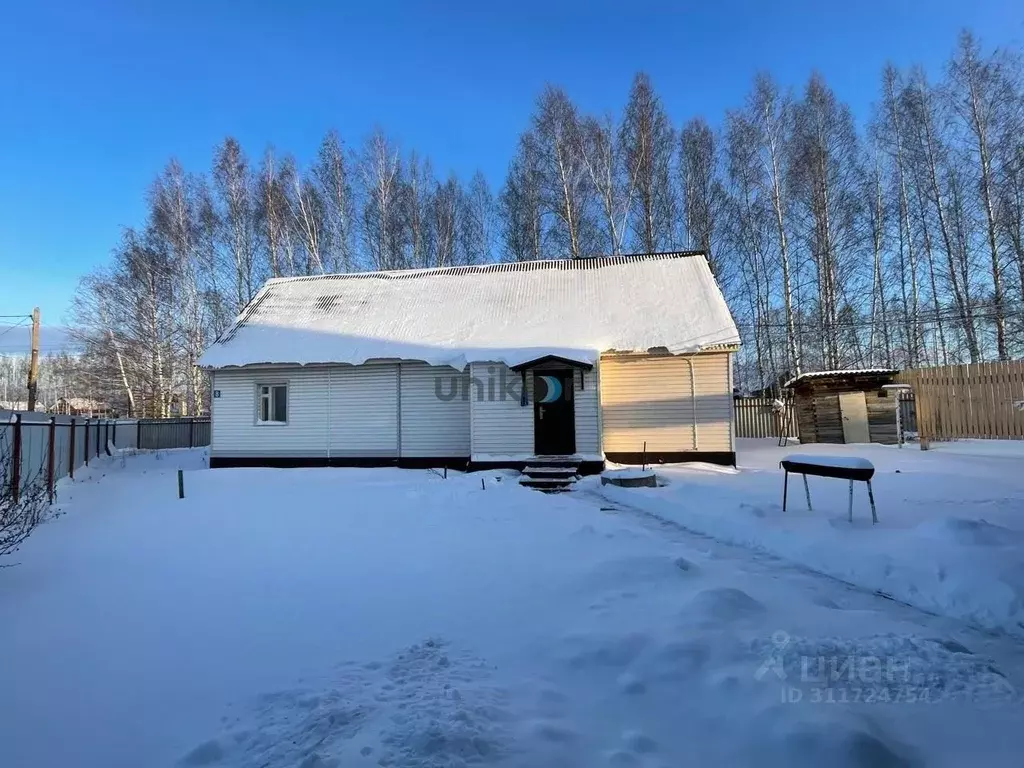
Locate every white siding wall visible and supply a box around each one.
[211,367,329,457]
[469,362,600,459]
[572,367,600,454]
[469,362,533,458]
[399,363,470,457]
[211,353,728,462]
[600,352,733,454]
[328,363,399,457]
[211,363,400,458]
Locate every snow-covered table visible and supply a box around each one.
[780,454,878,524]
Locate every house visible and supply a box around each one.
[784,369,901,444]
[52,397,114,417]
[199,252,741,472]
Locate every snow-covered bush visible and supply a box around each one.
[0,438,51,560]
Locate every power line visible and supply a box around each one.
[732,308,1024,331]
[0,317,31,342]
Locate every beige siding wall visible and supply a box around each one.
[692,352,734,451]
[600,352,733,454]
[399,362,470,457]
[211,367,330,457]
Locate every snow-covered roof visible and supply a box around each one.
[56,397,108,410]
[200,253,740,370]
[783,368,899,389]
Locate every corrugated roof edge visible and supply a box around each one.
[261,250,709,285]
[783,368,900,389]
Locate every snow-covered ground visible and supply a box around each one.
[596,438,1024,637]
[1,445,1024,767]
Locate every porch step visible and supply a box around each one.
[520,461,581,492]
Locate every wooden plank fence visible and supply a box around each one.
[897,362,1024,443]
[733,397,797,439]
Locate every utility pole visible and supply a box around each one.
[27,307,40,411]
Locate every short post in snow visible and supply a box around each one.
[642,440,647,471]
[177,469,184,499]
[10,413,22,504]
[47,416,56,502]
[481,477,485,491]
[68,418,76,479]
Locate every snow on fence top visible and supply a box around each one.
[783,368,900,389]
[200,252,740,370]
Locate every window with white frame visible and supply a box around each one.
[257,383,288,424]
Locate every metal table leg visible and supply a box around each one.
[782,470,789,511]
[848,479,854,523]
[803,473,812,511]
[867,480,878,524]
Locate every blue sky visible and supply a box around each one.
[0,0,1021,347]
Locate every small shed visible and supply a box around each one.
[784,369,901,444]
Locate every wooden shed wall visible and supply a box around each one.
[792,375,899,444]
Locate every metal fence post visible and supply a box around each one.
[69,418,76,479]
[137,419,142,450]
[47,416,56,502]
[10,413,22,504]
[84,419,90,466]
[189,418,195,448]
[112,420,117,450]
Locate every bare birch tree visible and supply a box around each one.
[532,86,595,259]
[212,137,257,311]
[314,130,356,273]
[359,129,406,270]
[499,133,545,262]
[579,115,631,255]
[751,74,801,376]
[620,73,675,252]
[460,171,495,265]
[680,118,726,275]
[949,31,1015,359]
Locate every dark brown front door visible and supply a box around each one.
[533,370,575,455]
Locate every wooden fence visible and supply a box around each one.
[733,397,797,439]
[897,362,1024,442]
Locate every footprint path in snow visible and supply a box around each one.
[178,639,515,768]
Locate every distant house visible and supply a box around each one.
[199,252,741,471]
[53,397,114,417]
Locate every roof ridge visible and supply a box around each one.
[265,251,708,284]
